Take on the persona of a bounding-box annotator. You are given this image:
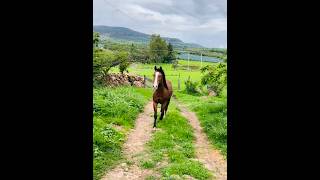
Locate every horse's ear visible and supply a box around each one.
[154,66,157,71]
[160,66,162,70]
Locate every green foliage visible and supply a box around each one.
[140,160,156,169]
[223,56,227,63]
[172,59,178,70]
[103,40,151,64]
[93,87,150,180]
[93,32,100,47]
[165,43,175,63]
[200,63,227,96]
[149,34,168,63]
[184,77,199,94]
[115,51,129,74]
[129,43,138,61]
[136,48,151,63]
[162,161,212,180]
[93,48,116,85]
[93,87,146,127]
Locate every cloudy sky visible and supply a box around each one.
[93,0,227,48]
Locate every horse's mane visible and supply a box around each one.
[156,67,168,90]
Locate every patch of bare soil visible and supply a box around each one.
[101,101,156,180]
[177,103,227,180]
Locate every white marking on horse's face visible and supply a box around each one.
[153,71,160,90]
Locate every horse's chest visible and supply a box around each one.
[154,92,167,104]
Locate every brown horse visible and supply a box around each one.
[152,66,173,128]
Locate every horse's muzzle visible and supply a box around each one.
[153,85,158,90]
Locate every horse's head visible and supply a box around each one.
[153,66,168,90]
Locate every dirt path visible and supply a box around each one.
[102,101,155,180]
[177,103,227,180]
[102,99,227,180]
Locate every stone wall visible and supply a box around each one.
[104,73,144,87]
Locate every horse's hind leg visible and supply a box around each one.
[153,101,157,128]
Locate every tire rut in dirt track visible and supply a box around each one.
[175,99,227,180]
[102,101,155,180]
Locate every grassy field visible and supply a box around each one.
[174,91,227,157]
[109,59,217,90]
[143,100,213,180]
[93,87,152,180]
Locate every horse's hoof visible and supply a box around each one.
[152,127,157,131]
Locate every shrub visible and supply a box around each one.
[184,77,198,94]
[93,48,115,84]
[200,63,227,96]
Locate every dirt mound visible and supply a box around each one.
[105,73,144,87]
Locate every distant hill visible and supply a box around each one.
[93,25,204,48]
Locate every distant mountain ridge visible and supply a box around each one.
[93,25,204,48]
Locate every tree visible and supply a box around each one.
[172,59,178,70]
[165,43,175,63]
[129,43,138,62]
[115,51,129,74]
[93,32,100,48]
[223,56,227,63]
[149,34,168,63]
[136,48,150,63]
[93,48,115,84]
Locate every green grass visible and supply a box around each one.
[145,175,157,180]
[145,100,213,179]
[109,59,217,91]
[93,87,150,180]
[140,160,156,169]
[174,91,227,157]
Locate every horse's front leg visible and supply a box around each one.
[153,101,158,128]
[160,103,165,120]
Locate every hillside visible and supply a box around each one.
[93,25,204,48]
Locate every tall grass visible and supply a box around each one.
[93,87,151,180]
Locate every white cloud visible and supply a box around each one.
[93,0,227,48]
